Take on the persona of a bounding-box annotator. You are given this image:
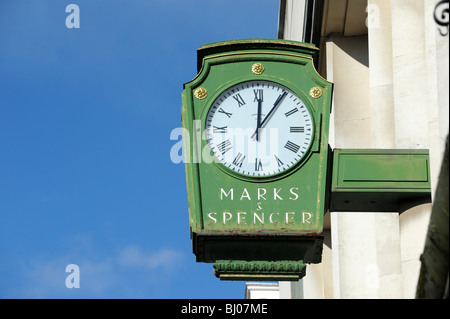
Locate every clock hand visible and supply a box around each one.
[251,91,288,139]
[256,98,262,142]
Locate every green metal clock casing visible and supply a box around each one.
[181,39,333,279]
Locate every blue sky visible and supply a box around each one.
[0,0,279,298]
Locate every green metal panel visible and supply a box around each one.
[330,149,432,212]
[193,236,323,263]
[213,260,306,281]
[181,39,333,279]
[195,39,320,72]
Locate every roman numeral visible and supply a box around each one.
[290,126,304,133]
[253,89,263,102]
[274,155,284,167]
[285,108,298,117]
[232,152,245,167]
[255,158,263,171]
[213,126,227,133]
[284,140,300,153]
[217,140,232,154]
[218,108,232,118]
[232,93,246,107]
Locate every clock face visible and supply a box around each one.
[205,80,314,177]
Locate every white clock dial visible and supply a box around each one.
[205,80,314,177]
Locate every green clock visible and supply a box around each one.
[182,40,333,278]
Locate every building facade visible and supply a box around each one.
[247,0,448,299]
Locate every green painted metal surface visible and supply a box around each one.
[181,39,333,279]
[213,260,306,281]
[330,149,432,212]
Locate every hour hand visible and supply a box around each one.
[256,99,262,141]
[253,88,264,141]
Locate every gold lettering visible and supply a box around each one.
[207,212,217,225]
[253,212,264,224]
[220,188,233,200]
[285,212,295,224]
[223,212,232,224]
[269,212,279,224]
[237,212,246,225]
[257,188,266,200]
[274,188,283,200]
[240,188,251,200]
[302,211,312,224]
[289,187,299,200]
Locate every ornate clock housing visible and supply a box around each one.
[182,40,333,278]
[181,39,431,282]
[205,80,314,178]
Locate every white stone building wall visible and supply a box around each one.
[262,0,450,299]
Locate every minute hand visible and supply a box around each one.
[251,91,288,139]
